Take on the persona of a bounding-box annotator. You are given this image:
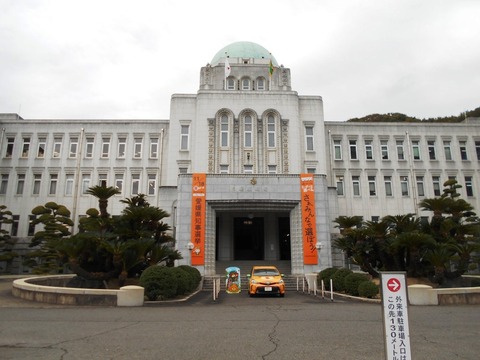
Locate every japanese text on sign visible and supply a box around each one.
[381,273,412,360]
[300,174,318,265]
[191,173,206,265]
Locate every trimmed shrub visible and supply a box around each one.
[139,265,178,300]
[171,267,191,295]
[317,267,339,290]
[358,281,379,298]
[178,265,202,291]
[331,268,353,292]
[344,273,369,296]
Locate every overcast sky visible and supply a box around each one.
[1,0,479,121]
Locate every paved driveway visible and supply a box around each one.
[1,278,479,360]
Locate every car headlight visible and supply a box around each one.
[251,280,257,284]
[279,279,284,284]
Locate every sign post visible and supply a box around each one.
[380,272,412,360]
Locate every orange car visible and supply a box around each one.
[247,265,285,297]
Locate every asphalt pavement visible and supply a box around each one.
[1,277,479,360]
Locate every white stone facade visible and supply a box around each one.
[1,42,479,275]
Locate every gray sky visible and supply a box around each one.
[1,0,479,121]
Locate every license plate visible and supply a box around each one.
[264,287,272,291]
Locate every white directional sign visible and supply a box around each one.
[380,272,412,360]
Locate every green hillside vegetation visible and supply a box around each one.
[347,106,480,123]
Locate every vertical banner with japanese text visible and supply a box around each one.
[191,173,206,265]
[300,174,318,265]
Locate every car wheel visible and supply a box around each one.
[280,293,285,297]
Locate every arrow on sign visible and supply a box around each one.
[387,278,401,292]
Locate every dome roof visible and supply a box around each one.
[211,41,278,66]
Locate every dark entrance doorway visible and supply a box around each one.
[278,217,291,260]
[234,217,264,260]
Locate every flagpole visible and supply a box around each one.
[224,52,228,91]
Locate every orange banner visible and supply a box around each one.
[191,173,206,265]
[300,174,318,265]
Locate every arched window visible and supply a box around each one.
[267,115,276,148]
[244,115,252,148]
[241,78,250,90]
[256,77,265,90]
[221,115,229,147]
[227,78,236,90]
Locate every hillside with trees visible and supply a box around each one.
[347,106,480,123]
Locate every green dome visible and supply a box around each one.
[211,41,278,66]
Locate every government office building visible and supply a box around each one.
[1,41,479,276]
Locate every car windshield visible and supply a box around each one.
[253,268,279,276]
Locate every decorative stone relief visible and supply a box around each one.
[282,119,289,173]
[208,118,215,173]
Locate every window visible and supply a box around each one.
[131,174,140,195]
[241,78,250,90]
[352,176,360,196]
[179,167,188,174]
[69,137,78,158]
[244,116,253,148]
[384,176,393,197]
[371,216,379,223]
[244,165,253,174]
[267,116,276,148]
[181,125,190,150]
[334,140,342,160]
[49,174,58,195]
[336,177,344,196]
[133,137,143,158]
[82,174,91,194]
[416,176,425,197]
[396,140,405,160]
[65,174,74,195]
[85,137,94,158]
[443,140,452,160]
[53,137,62,158]
[432,176,441,196]
[256,77,265,90]
[0,174,9,195]
[21,137,31,158]
[148,174,156,195]
[37,137,46,158]
[221,115,229,147]
[96,174,107,188]
[16,174,25,195]
[101,137,111,158]
[32,174,42,195]
[307,168,316,174]
[412,140,420,160]
[28,215,36,236]
[465,176,473,197]
[476,140,480,160]
[400,176,409,196]
[268,165,277,174]
[365,140,373,160]
[5,137,14,158]
[150,138,159,158]
[349,140,358,160]
[11,215,19,236]
[381,140,389,160]
[428,140,436,160]
[305,126,314,151]
[115,174,124,193]
[459,141,468,160]
[368,176,376,196]
[227,78,235,90]
[219,165,229,174]
[117,137,126,158]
